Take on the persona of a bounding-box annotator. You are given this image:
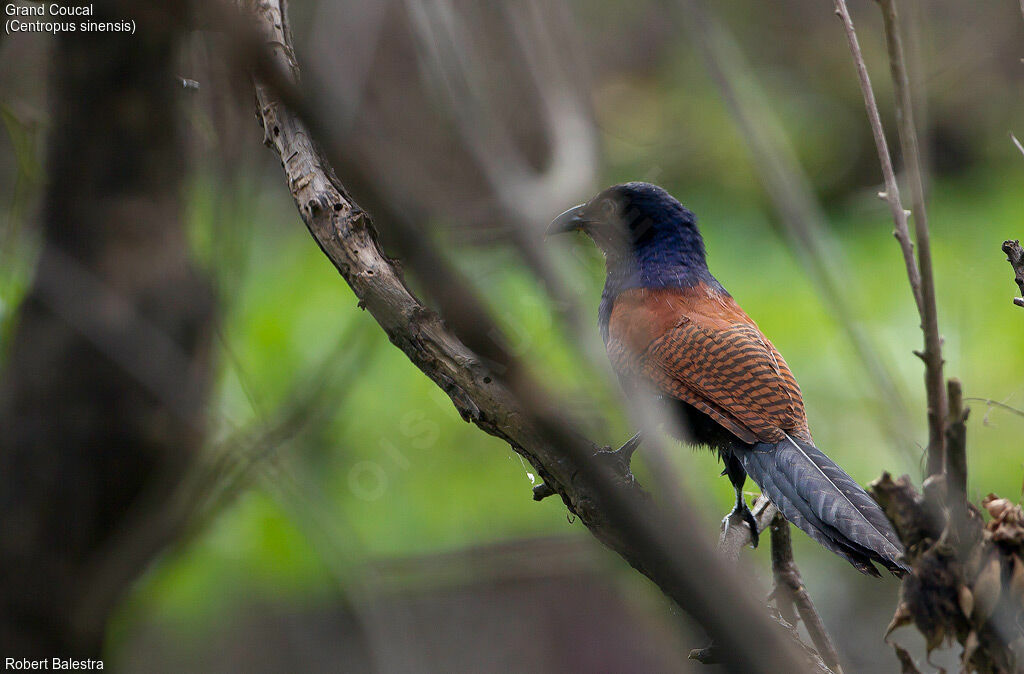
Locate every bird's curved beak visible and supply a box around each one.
[546,203,588,237]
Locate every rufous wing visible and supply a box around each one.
[606,286,809,444]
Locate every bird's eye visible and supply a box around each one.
[600,199,616,216]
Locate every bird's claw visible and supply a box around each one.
[592,446,636,484]
[723,503,760,548]
[592,431,642,477]
[538,435,640,501]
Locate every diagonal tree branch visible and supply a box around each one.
[239,0,831,671]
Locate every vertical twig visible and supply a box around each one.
[943,378,969,545]
[832,0,947,476]
[770,515,845,674]
[877,0,947,478]
[831,0,922,314]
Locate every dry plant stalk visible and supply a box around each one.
[769,515,844,673]
[872,473,1024,672]
[832,0,947,477]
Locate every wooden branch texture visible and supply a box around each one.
[243,1,829,671]
[876,0,947,479]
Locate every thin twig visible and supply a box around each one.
[964,396,1024,419]
[876,0,947,478]
[769,514,845,673]
[832,0,947,476]
[832,0,921,314]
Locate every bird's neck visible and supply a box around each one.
[598,239,719,343]
[604,238,714,294]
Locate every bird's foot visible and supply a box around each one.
[536,434,642,501]
[722,501,760,548]
[593,433,642,484]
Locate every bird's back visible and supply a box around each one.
[605,284,810,445]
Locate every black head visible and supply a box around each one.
[547,182,702,262]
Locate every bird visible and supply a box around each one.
[548,181,907,576]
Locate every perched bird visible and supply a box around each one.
[549,182,907,576]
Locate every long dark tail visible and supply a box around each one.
[740,433,908,576]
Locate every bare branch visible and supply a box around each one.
[832,0,947,477]
[770,515,845,674]
[831,2,921,314]
[876,0,947,479]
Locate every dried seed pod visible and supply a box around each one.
[971,555,1002,621]
[958,585,974,617]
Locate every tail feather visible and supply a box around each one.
[743,449,883,576]
[740,434,908,576]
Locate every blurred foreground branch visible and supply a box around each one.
[0,0,214,657]
[240,0,831,670]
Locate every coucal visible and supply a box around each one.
[549,182,907,576]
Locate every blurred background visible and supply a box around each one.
[1,0,1022,671]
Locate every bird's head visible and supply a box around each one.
[547,182,706,272]
[548,180,708,286]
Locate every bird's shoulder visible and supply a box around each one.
[607,284,753,354]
